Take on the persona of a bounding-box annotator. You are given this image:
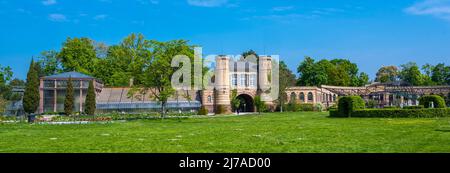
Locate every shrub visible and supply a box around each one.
[337,96,365,117]
[419,95,446,108]
[403,105,425,109]
[298,103,314,111]
[366,100,378,108]
[350,108,450,118]
[285,102,299,112]
[198,106,208,115]
[215,105,227,114]
[383,106,398,109]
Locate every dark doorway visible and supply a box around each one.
[236,94,255,112]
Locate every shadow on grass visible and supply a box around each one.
[435,129,450,132]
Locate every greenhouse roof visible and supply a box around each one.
[43,72,95,79]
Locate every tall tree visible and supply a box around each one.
[131,39,194,118]
[399,62,422,86]
[297,57,367,87]
[64,77,74,116]
[375,66,399,83]
[58,37,98,74]
[93,33,151,86]
[431,63,449,85]
[254,95,265,115]
[22,59,40,115]
[278,61,296,112]
[84,80,96,115]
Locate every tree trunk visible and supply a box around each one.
[161,102,166,119]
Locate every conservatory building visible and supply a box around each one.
[38,72,103,113]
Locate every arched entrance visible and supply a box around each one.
[236,94,255,112]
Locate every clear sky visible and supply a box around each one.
[1,0,450,80]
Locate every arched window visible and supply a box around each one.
[207,95,212,103]
[290,92,297,103]
[299,92,305,102]
[333,95,337,102]
[308,92,314,102]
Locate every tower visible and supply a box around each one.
[259,56,276,111]
[214,55,232,113]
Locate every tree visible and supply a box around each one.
[278,61,296,112]
[58,37,98,74]
[230,89,241,114]
[37,50,62,76]
[64,77,74,116]
[375,66,398,83]
[22,59,40,115]
[84,80,96,115]
[0,65,13,100]
[254,95,265,115]
[93,33,151,86]
[297,57,368,87]
[131,39,194,118]
[358,72,370,86]
[297,57,327,86]
[399,62,422,86]
[431,63,449,85]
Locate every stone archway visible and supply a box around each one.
[236,94,255,112]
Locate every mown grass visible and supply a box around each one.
[1,112,449,153]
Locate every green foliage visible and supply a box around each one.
[130,39,194,118]
[399,62,422,86]
[254,95,266,114]
[375,66,398,83]
[37,50,62,76]
[230,89,240,113]
[337,96,365,117]
[298,103,315,111]
[84,80,96,115]
[215,105,227,115]
[349,108,450,118]
[58,37,98,74]
[383,106,399,109]
[64,77,74,116]
[23,59,40,114]
[297,57,368,87]
[403,105,425,109]
[198,106,208,115]
[419,95,446,108]
[366,100,378,108]
[277,61,296,107]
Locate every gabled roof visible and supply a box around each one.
[43,71,95,79]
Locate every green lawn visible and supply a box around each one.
[1,112,449,153]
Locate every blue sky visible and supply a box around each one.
[1,0,450,80]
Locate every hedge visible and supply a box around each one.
[284,103,322,112]
[337,96,365,117]
[403,105,425,109]
[419,95,446,108]
[350,108,450,118]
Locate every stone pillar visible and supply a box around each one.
[38,78,44,114]
[80,80,83,112]
[259,56,275,111]
[53,80,57,112]
[214,56,231,113]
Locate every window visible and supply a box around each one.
[240,74,246,86]
[299,93,305,102]
[207,95,212,103]
[231,74,237,86]
[308,92,314,102]
[250,74,256,87]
